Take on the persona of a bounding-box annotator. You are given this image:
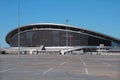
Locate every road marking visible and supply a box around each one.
[43,68,53,74]
[83,62,87,66]
[43,61,66,74]
[80,57,87,66]
[0,68,16,72]
[84,68,89,74]
[59,62,66,66]
[102,62,111,66]
[6,64,13,65]
[0,63,13,66]
[80,57,88,74]
[34,63,44,65]
[80,57,83,62]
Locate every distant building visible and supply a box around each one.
[6,23,120,47]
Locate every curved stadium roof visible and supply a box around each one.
[6,23,120,45]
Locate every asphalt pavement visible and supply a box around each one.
[0,54,120,80]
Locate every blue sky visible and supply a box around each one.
[0,0,120,47]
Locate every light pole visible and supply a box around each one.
[65,19,69,47]
[18,0,20,57]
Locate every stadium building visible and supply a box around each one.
[5,23,120,54]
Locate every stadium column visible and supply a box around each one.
[65,19,69,47]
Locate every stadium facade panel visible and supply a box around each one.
[6,23,120,47]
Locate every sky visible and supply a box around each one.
[0,0,120,47]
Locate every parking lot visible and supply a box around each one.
[0,54,120,80]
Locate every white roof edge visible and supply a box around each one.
[30,23,120,41]
[7,23,120,42]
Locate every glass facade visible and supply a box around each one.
[10,29,111,47]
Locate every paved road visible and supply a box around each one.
[0,54,120,80]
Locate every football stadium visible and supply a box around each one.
[5,23,120,55]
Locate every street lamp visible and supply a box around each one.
[18,0,20,57]
[65,19,69,47]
